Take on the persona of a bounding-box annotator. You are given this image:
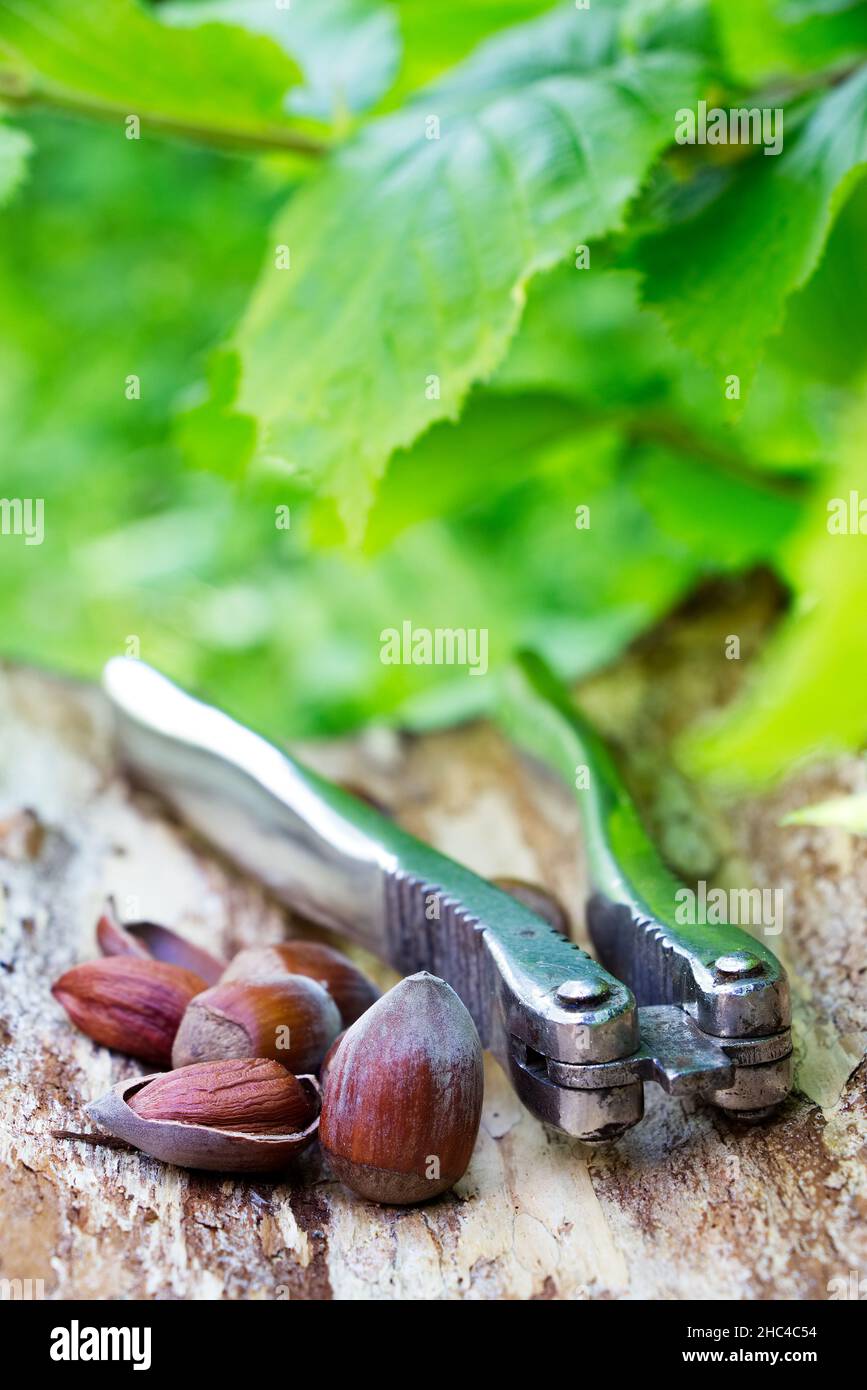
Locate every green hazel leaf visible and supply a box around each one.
[220,6,704,538]
[781,792,867,833]
[490,262,843,479]
[635,68,867,393]
[678,392,867,787]
[356,388,801,561]
[0,122,31,204]
[712,0,867,83]
[783,1,866,16]
[391,1,561,97]
[775,174,867,385]
[784,1,866,15]
[272,452,706,733]
[175,351,258,479]
[289,430,802,731]
[358,395,618,553]
[618,0,719,57]
[162,0,401,124]
[629,446,802,568]
[0,0,307,150]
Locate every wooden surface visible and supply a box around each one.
[1,654,866,1301]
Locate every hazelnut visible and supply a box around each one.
[52,956,207,1066]
[221,940,379,1025]
[128,1057,318,1134]
[319,971,483,1205]
[171,976,341,1074]
[87,1059,320,1172]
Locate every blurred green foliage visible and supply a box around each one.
[0,0,865,784]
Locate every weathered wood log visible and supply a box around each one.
[0,657,865,1300]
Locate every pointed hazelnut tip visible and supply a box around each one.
[96,901,151,959]
[404,970,451,988]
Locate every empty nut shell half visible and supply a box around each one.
[87,1065,320,1173]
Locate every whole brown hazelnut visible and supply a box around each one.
[319,971,483,1205]
[221,941,379,1026]
[171,976,341,1074]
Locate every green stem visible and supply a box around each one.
[0,69,329,158]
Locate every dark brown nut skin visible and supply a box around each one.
[171,976,341,1074]
[221,941,379,1025]
[319,971,483,1206]
[128,1058,318,1134]
[96,896,224,984]
[123,922,225,984]
[96,899,151,960]
[52,957,207,1066]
